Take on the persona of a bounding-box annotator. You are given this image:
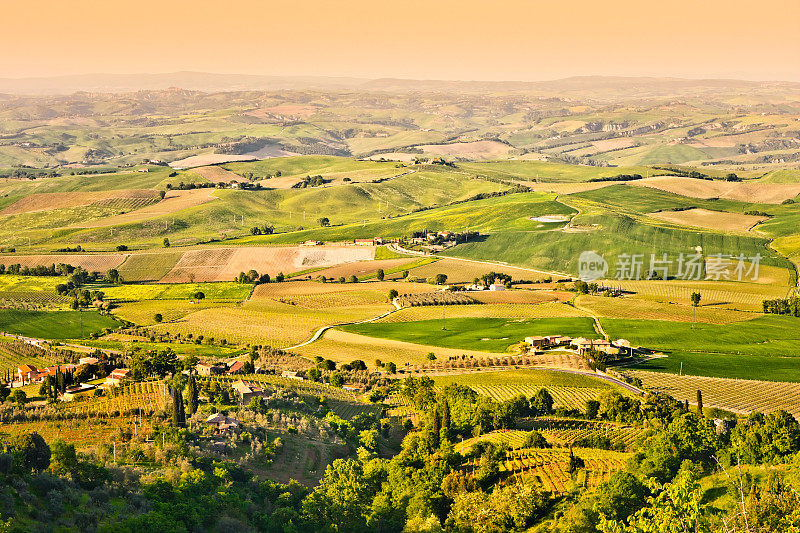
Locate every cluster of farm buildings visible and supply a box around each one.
[524,335,634,356]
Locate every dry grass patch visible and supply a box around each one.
[0,254,126,272]
[575,295,755,324]
[160,245,375,283]
[0,190,160,215]
[470,290,570,304]
[251,280,431,299]
[419,140,511,159]
[630,176,800,204]
[409,257,550,284]
[304,258,419,280]
[648,208,766,233]
[190,165,244,183]
[74,188,218,228]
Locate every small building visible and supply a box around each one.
[613,339,632,356]
[411,237,426,244]
[231,380,268,404]
[40,364,77,379]
[281,370,304,380]
[78,357,100,366]
[301,240,322,246]
[136,168,149,173]
[104,368,131,387]
[227,361,246,375]
[196,362,225,376]
[525,336,548,349]
[205,413,240,434]
[17,364,40,384]
[343,383,366,393]
[575,338,617,356]
[355,239,375,246]
[63,383,97,401]
[488,283,506,291]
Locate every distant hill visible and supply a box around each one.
[2,72,800,96]
[0,72,369,95]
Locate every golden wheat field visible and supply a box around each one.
[648,208,766,233]
[574,294,756,324]
[377,302,589,323]
[160,245,376,282]
[0,189,161,215]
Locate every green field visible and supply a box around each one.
[102,281,251,301]
[341,317,598,352]
[602,315,800,358]
[0,309,119,339]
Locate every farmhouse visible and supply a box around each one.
[196,362,225,376]
[355,238,379,246]
[63,383,97,401]
[78,356,100,366]
[281,370,304,380]
[17,364,41,384]
[104,368,131,387]
[231,380,268,404]
[227,361,246,375]
[574,338,618,356]
[488,283,506,291]
[525,336,548,349]
[40,364,77,378]
[205,413,239,434]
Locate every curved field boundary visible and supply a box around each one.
[284,296,401,350]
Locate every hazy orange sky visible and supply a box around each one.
[3,0,799,81]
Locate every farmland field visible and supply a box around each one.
[342,316,599,352]
[618,369,800,418]
[0,309,119,339]
[432,369,625,411]
[103,281,251,301]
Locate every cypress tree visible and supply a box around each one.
[696,389,704,417]
[186,374,198,415]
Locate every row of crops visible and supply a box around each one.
[620,369,800,418]
[468,383,609,411]
[462,446,630,495]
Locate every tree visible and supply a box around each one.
[349,275,358,283]
[330,373,344,387]
[193,291,205,300]
[116,245,128,252]
[185,374,199,415]
[434,273,448,285]
[154,313,163,323]
[106,268,122,284]
[690,292,701,328]
[522,430,550,448]
[388,289,398,301]
[318,217,330,227]
[7,432,50,474]
[385,362,397,374]
[10,389,26,407]
[531,388,554,415]
[696,389,704,417]
[376,269,385,281]
[163,238,170,247]
[586,399,601,420]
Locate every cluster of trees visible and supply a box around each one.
[0,262,77,277]
[293,175,328,188]
[235,269,284,284]
[762,297,800,316]
[249,224,275,235]
[476,271,512,287]
[588,173,643,182]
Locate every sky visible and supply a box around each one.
[3,0,800,82]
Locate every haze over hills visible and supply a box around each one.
[2,71,800,96]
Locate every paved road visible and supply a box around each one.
[284,298,401,351]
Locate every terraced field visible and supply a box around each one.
[433,369,624,411]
